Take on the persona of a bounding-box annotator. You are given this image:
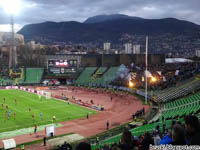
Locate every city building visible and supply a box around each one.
[27,41,45,50]
[103,42,111,51]
[0,32,24,46]
[133,45,140,54]
[124,43,132,54]
[195,50,200,57]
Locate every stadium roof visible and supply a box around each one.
[165,58,193,63]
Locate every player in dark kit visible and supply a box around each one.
[34,124,37,134]
[107,121,109,130]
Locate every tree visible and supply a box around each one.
[17,45,46,67]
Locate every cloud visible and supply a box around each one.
[0,24,22,32]
[0,0,199,32]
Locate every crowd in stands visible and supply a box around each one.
[112,62,200,91]
[132,108,145,120]
[0,67,23,79]
[0,67,9,78]
[55,115,200,150]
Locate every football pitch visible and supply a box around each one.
[0,89,96,133]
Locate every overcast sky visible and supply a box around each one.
[0,0,200,32]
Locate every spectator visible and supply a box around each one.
[170,124,186,145]
[76,142,91,150]
[160,130,173,145]
[141,132,153,150]
[111,145,121,150]
[153,131,161,145]
[155,125,160,134]
[63,142,72,150]
[119,130,138,150]
[162,123,166,134]
[102,144,109,150]
[184,115,200,145]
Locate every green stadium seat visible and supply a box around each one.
[25,68,44,84]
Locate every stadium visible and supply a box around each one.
[0,1,200,149]
[0,49,200,150]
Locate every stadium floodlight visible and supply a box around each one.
[151,77,157,83]
[0,0,21,15]
[129,80,134,88]
[0,0,22,67]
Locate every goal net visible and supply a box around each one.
[45,92,51,99]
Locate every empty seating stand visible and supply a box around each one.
[100,67,119,85]
[152,78,200,102]
[75,67,120,86]
[162,92,200,119]
[91,67,107,85]
[24,68,44,84]
[75,67,97,86]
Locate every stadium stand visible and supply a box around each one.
[24,68,44,84]
[9,68,25,85]
[75,67,120,86]
[0,78,14,86]
[152,78,200,102]
[86,87,200,149]
[91,67,107,84]
[98,66,119,85]
[0,68,14,86]
[161,92,200,119]
[75,67,97,85]
[55,114,200,150]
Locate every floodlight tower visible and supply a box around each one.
[1,0,21,68]
[9,15,17,68]
[145,36,148,104]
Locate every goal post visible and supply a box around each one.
[37,91,51,100]
[45,92,51,99]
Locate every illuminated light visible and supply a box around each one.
[129,80,134,88]
[0,0,22,15]
[151,77,157,82]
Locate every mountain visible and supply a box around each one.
[18,15,200,52]
[83,14,142,24]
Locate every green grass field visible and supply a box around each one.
[0,89,96,133]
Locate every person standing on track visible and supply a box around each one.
[107,121,109,130]
[34,124,37,134]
